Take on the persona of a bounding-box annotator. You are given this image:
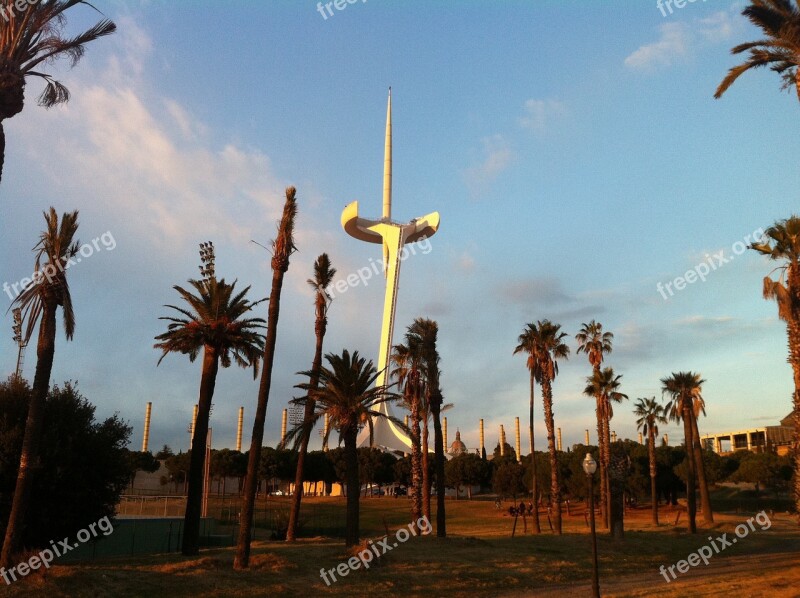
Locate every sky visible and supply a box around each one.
[1,0,798,456]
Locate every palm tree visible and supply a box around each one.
[634,397,668,525]
[286,254,336,542]
[661,371,706,534]
[514,323,542,533]
[530,319,569,534]
[584,366,628,536]
[1,208,78,567]
[714,1,800,102]
[154,275,265,556]
[408,318,447,537]
[0,1,116,184]
[391,340,423,522]
[688,393,714,524]
[751,216,800,518]
[575,320,613,528]
[290,350,399,546]
[235,186,298,569]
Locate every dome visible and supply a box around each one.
[448,429,467,456]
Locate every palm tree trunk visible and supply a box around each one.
[682,401,697,534]
[529,372,540,533]
[541,378,561,534]
[691,412,713,524]
[181,346,219,555]
[410,391,422,522]
[594,393,608,529]
[344,425,360,547]
[0,121,5,186]
[648,430,658,525]
[286,317,326,542]
[787,316,800,522]
[601,398,612,529]
[422,415,431,524]
[1,302,56,567]
[431,397,446,537]
[235,258,289,569]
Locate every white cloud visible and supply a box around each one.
[624,22,690,70]
[464,134,514,195]
[519,98,566,133]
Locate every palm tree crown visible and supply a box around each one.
[715,1,800,101]
[575,320,613,369]
[661,371,705,423]
[584,367,628,421]
[751,216,800,321]
[634,397,668,439]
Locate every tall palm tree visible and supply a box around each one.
[634,397,668,525]
[688,393,714,524]
[290,350,399,546]
[751,216,800,519]
[0,1,115,184]
[584,366,628,536]
[154,276,265,555]
[286,254,336,542]
[235,186,298,569]
[661,371,706,534]
[408,318,447,537]
[530,319,569,534]
[1,208,78,567]
[575,320,613,528]
[391,340,423,522]
[514,323,542,533]
[714,1,800,102]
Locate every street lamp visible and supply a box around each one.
[582,453,600,598]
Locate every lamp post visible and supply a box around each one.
[582,453,600,598]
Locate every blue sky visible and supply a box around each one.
[1,0,797,455]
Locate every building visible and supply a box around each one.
[701,412,794,456]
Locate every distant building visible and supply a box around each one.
[448,429,467,457]
[701,413,794,456]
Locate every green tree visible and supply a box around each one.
[492,460,526,501]
[155,275,265,556]
[2,208,79,567]
[576,320,614,529]
[750,216,800,518]
[715,1,800,102]
[634,397,668,524]
[287,254,336,541]
[0,1,115,183]
[391,339,423,521]
[124,450,160,489]
[290,350,399,546]
[236,187,298,569]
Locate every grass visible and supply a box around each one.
[4,497,800,597]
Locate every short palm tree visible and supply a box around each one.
[287,254,336,542]
[236,186,298,569]
[514,323,542,533]
[1,208,78,567]
[751,216,800,519]
[530,319,569,534]
[155,276,265,556]
[291,350,399,546]
[576,320,613,528]
[661,371,706,534]
[714,1,800,102]
[0,1,116,183]
[408,318,447,537]
[634,397,668,525]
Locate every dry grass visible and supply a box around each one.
[3,499,799,597]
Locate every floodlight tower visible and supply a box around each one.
[12,308,26,380]
[341,89,440,451]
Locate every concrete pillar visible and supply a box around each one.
[638,432,643,445]
[729,434,735,452]
[585,429,590,445]
[236,406,244,452]
[479,419,485,457]
[281,408,288,445]
[611,430,617,443]
[714,436,721,454]
[142,402,152,453]
[500,425,506,457]
[664,433,669,446]
[191,404,198,445]
[746,431,752,451]
[323,413,330,452]
[515,417,522,461]
[444,417,448,453]
[557,427,562,452]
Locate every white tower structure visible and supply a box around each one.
[342,89,440,452]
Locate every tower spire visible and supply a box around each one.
[383,87,392,221]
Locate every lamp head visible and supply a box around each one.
[582,452,597,475]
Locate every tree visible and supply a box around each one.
[514,323,542,533]
[584,366,628,536]
[576,320,613,528]
[155,275,265,556]
[407,318,447,537]
[287,254,336,542]
[446,453,490,499]
[634,397,668,524]
[0,380,130,550]
[492,460,526,501]
[164,451,191,494]
[530,319,569,534]
[661,371,707,533]
[236,186,298,569]
[124,450,160,489]
[750,216,800,519]
[155,445,174,460]
[0,1,116,184]
[289,350,399,546]
[2,208,79,567]
[715,1,800,102]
